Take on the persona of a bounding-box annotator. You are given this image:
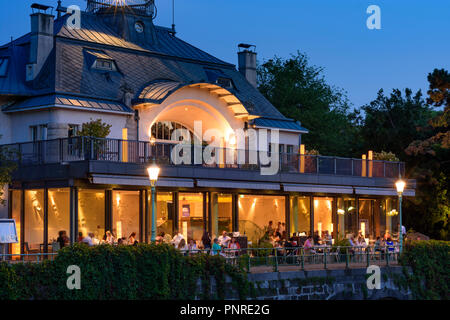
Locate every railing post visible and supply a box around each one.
[383,161,386,178]
[351,159,354,176]
[300,249,304,271]
[366,248,370,267]
[324,248,327,269]
[386,246,389,266]
[81,136,85,160]
[316,156,319,174]
[334,158,337,175]
[118,139,122,162]
[90,138,94,160]
[274,248,278,272]
[345,248,349,269]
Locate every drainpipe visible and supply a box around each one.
[134,110,140,141]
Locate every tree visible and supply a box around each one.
[403,69,450,240]
[258,52,362,157]
[78,119,112,138]
[360,88,433,159]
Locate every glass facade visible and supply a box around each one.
[78,189,105,242]
[113,191,140,241]
[149,191,175,238]
[337,198,357,239]
[48,189,70,245]
[24,190,44,253]
[313,197,334,239]
[211,193,232,239]
[385,198,399,238]
[178,193,204,242]
[9,187,403,250]
[238,195,286,244]
[11,190,21,255]
[289,196,310,237]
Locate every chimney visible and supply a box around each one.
[26,4,54,81]
[238,43,257,88]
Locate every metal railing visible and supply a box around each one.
[0,253,58,263]
[0,137,405,178]
[179,245,400,272]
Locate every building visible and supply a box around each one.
[0,0,415,254]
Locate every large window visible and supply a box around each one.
[337,198,357,239]
[385,198,399,238]
[24,190,44,253]
[211,193,232,239]
[48,189,70,245]
[149,192,175,239]
[11,190,21,255]
[150,121,194,142]
[178,193,204,242]
[113,191,140,241]
[290,196,310,237]
[313,197,334,239]
[78,190,105,242]
[238,195,286,244]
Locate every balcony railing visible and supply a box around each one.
[0,137,405,178]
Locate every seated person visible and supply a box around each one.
[128,232,138,245]
[211,238,223,256]
[303,236,315,254]
[172,231,184,247]
[218,231,231,247]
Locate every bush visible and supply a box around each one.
[397,240,450,300]
[0,243,250,300]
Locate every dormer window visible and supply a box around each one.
[94,58,116,71]
[83,49,117,72]
[216,77,234,89]
[0,57,9,77]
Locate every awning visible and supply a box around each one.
[90,174,194,188]
[196,179,280,190]
[355,187,415,197]
[283,184,354,194]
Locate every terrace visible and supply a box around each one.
[0,137,405,178]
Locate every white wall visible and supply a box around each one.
[0,110,12,144]
[7,108,131,143]
[0,186,8,219]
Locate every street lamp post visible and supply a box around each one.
[147,162,160,243]
[395,179,406,254]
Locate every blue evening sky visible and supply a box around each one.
[0,0,449,108]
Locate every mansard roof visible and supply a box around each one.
[0,10,290,122]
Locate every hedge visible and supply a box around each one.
[397,240,450,300]
[0,243,251,300]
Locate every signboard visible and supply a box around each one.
[182,204,190,218]
[0,219,18,244]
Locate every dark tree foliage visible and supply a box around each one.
[78,119,112,138]
[360,88,433,159]
[258,52,362,157]
[0,135,17,206]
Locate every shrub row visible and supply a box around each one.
[398,240,450,300]
[0,243,251,300]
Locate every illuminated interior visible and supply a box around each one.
[11,190,21,256]
[48,188,70,245]
[238,195,286,244]
[113,190,140,241]
[24,190,44,253]
[289,196,310,236]
[337,198,357,239]
[178,193,204,242]
[211,193,232,239]
[313,197,334,239]
[78,189,105,241]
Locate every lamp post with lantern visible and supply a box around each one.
[147,162,160,242]
[395,179,406,254]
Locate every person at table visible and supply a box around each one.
[128,232,138,245]
[82,232,95,246]
[313,231,320,245]
[78,232,84,243]
[211,238,222,256]
[172,231,184,247]
[228,237,241,252]
[383,230,391,241]
[201,231,212,250]
[267,221,274,236]
[57,230,70,249]
[218,231,231,247]
[177,238,189,252]
[374,236,383,253]
[303,236,315,254]
[104,231,115,244]
[187,239,198,253]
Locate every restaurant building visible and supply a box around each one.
[0,0,415,254]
